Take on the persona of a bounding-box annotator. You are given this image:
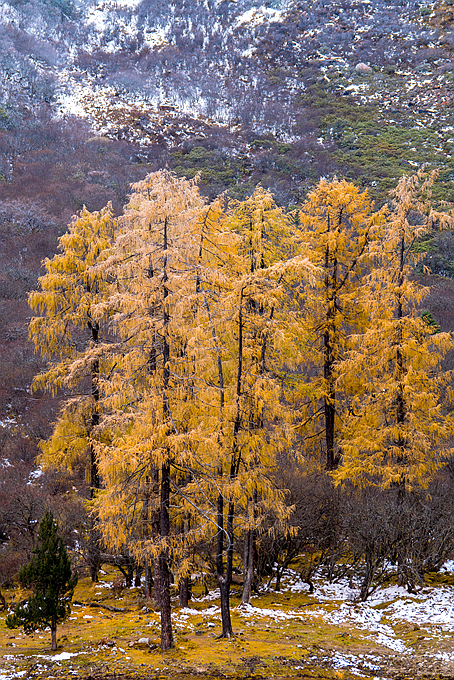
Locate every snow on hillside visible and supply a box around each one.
[0,0,451,147]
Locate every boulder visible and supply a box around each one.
[355,62,373,74]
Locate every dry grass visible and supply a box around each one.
[0,567,453,680]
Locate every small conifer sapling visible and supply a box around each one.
[6,510,78,651]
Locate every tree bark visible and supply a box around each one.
[87,321,101,582]
[51,615,57,651]
[241,527,254,605]
[150,469,161,608]
[217,497,234,638]
[159,462,173,650]
[179,577,191,607]
[216,491,234,638]
[153,557,161,610]
[218,291,245,633]
[158,217,173,649]
[86,516,101,583]
[142,476,152,599]
[143,558,151,600]
[242,491,257,605]
[324,238,338,471]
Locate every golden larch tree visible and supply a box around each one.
[28,204,116,580]
[296,179,385,470]
[333,169,454,490]
[92,170,207,650]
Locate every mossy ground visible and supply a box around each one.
[2,568,454,680]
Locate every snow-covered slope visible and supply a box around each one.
[1,0,451,144]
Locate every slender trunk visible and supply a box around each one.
[142,476,151,599]
[160,462,173,650]
[203,274,233,635]
[241,527,254,604]
[275,567,283,591]
[178,514,191,607]
[393,234,407,587]
[242,487,257,604]
[216,487,234,637]
[152,470,161,609]
[217,290,243,638]
[179,577,190,608]
[218,291,244,635]
[324,386,335,470]
[87,516,101,583]
[90,359,100,492]
[125,556,134,588]
[360,552,375,602]
[153,557,161,610]
[51,615,57,651]
[219,578,233,637]
[88,321,101,582]
[396,235,406,453]
[144,558,151,599]
[216,491,224,580]
[324,238,337,471]
[219,498,235,638]
[90,321,100,492]
[146,261,157,601]
[242,306,271,604]
[159,217,173,650]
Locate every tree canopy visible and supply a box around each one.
[28,168,454,646]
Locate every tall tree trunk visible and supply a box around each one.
[395,235,408,586]
[203,273,233,636]
[51,615,57,651]
[218,291,245,634]
[396,234,406,455]
[160,462,173,650]
[324,386,335,470]
[217,493,234,638]
[241,527,254,605]
[242,311,270,604]
[142,476,151,599]
[242,488,257,605]
[90,324,100,492]
[324,241,338,471]
[153,557,161,610]
[178,515,191,607]
[87,515,101,583]
[87,321,101,581]
[151,470,162,609]
[144,559,151,598]
[159,217,173,650]
[179,577,190,608]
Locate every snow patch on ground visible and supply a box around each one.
[37,652,81,661]
[192,567,454,655]
[235,602,297,621]
[0,417,17,428]
[0,3,21,28]
[234,6,285,28]
[193,588,221,603]
[331,650,382,676]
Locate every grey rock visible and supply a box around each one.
[355,62,373,74]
